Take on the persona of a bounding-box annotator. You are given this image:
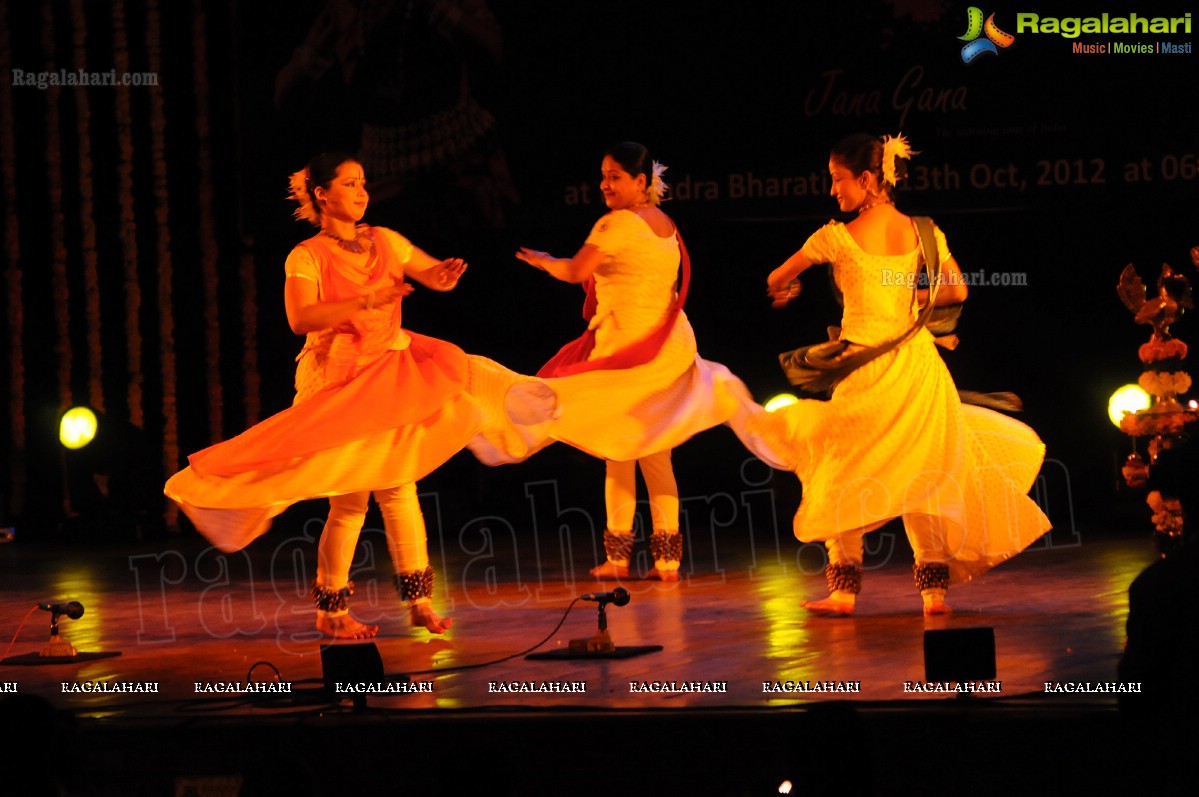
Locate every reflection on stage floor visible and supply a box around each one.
[0,519,1190,795]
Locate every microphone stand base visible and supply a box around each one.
[40,638,77,658]
[569,631,614,654]
[526,644,663,661]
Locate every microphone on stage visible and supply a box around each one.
[38,601,84,619]
[579,588,630,607]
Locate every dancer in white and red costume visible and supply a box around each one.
[517,142,752,580]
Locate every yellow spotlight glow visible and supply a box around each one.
[764,393,800,413]
[1108,384,1151,428]
[59,406,98,450]
[778,781,794,795]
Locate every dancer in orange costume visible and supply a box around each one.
[167,153,554,637]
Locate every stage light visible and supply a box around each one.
[764,393,799,412]
[59,406,98,450]
[778,780,794,794]
[1108,384,1150,427]
[54,407,156,537]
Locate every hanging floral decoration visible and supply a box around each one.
[240,245,261,425]
[71,0,105,414]
[112,0,144,429]
[41,2,73,414]
[1116,257,1199,493]
[1,0,27,483]
[146,0,180,527]
[192,0,223,441]
[1138,337,1187,365]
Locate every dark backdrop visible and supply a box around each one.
[2,0,1196,542]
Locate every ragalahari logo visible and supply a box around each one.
[958,7,1016,63]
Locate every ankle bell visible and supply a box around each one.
[602,529,634,566]
[311,580,354,613]
[396,566,435,602]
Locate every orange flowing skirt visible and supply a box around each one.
[165,333,553,552]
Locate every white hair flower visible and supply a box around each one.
[647,160,670,205]
[881,134,915,187]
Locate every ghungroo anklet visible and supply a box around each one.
[602,529,634,565]
[825,563,862,595]
[913,562,950,591]
[396,566,435,602]
[311,580,354,613]
[649,531,683,564]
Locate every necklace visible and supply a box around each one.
[323,227,373,254]
[857,198,894,215]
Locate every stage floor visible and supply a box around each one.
[0,522,1191,795]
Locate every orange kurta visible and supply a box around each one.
[165,227,553,552]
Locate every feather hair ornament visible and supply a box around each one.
[288,167,320,224]
[881,134,915,186]
[647,160,670,205]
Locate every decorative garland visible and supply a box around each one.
[112,0,143,428]
[192,0,222,441]
[70,0,104,414]
[1139,337,1187,364]
[0,0,27,516]
[1147,492,1184,537]
[1137,370,1191,399]
[240,244,261,424]
[146,0,179,527]
[42,2,72,415]
[1120,411,1192,438]
[1119,264,1199,495]
[1121,452,1149,488]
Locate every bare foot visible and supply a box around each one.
[923,597,952,616]
[802,595,856,616]
[646,567,680,582]
[316,613,379,639]
[411,603,452,634]
[589,561,630,579]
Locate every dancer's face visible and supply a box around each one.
[828,158,868,213]
[316,161,369,223]
[600,156,647,210]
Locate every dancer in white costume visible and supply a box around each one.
[752,133,1051,616]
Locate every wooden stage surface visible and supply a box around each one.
[0,520,1193,796]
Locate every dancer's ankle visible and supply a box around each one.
[914,564,951,615]
[649,531,682,581]
[921,588,951,616]
[594,529,634,579]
